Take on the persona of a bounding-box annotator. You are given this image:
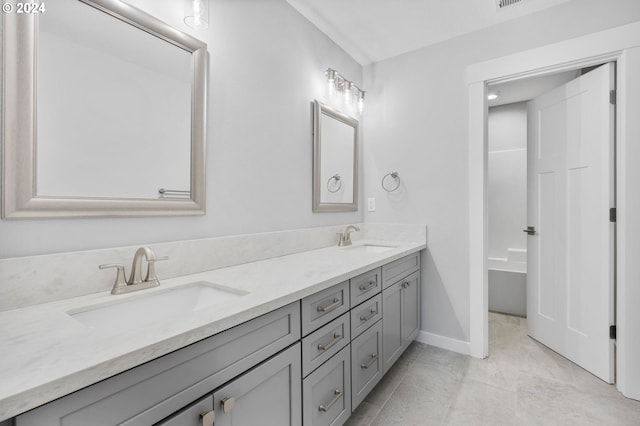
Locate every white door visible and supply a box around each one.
[526,63,615,383]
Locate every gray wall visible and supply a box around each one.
[0,0,364,258]
[362,0,640,342]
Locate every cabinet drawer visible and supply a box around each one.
[302,313,350,377]
[155,395,213,426]
[349,268,381,307]
[351,320,383,410]
[16,302,301,426]
[350,293,382,338]
[381,252,420,289]
[302,346,351,426]
[301,281,349,336]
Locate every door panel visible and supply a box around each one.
[527,63,614,383]
[213,343,302,426]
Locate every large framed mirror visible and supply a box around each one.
[1,0,207,219]
[312,100,358,212]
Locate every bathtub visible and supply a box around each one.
[488,248,526,317]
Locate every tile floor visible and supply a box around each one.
[345,312,640,425]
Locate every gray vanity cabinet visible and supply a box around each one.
[382,269,421,374]
[15,303,301,426]
[10,251,424,426]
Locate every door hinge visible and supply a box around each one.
[610,325,617,340]
[610,207,617,222]
[610,90,616,105]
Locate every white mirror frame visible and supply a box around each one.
[312,100,359,212]
[1,0,207,219]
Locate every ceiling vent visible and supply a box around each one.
[496,0,524,9]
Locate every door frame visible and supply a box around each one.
[467,21,640,399]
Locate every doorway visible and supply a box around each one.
[467,22,640,400]
[486,65,615,383]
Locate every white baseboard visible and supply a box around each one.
[416,331,471,356]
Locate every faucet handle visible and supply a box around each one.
[146,255,168,284]
[99,263,128,294]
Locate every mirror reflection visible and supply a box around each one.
[313,100,358,212]
[37,0,192,199]
[1,0,207,218]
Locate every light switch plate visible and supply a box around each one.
[367,197,376,212]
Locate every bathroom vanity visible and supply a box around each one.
[0,237,423,426]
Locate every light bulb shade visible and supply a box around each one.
[357,92,365,115]
[326,69,336,99]
[343,82,353,104]
[184,0,209,30]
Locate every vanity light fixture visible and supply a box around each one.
[184,0,209,30]
[487,91,500,100]
[325,68,365,115]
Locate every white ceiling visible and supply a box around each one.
[286,0,572,65]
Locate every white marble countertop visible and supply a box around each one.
[0,239,425,421]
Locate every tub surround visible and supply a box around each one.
[0,223,426,421]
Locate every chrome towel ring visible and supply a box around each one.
[327,174,342,193]
[381,171,400,192]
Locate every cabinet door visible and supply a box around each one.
[382,281,402,374]
[351,320,383,410]
[401,271,420,346]
[213,343,301,426]
[382,270,421,373]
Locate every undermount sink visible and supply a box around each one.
[343,244,396,253]
[68,281,249,329]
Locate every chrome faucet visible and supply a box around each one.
[338,224,360,247]
[130,247,158,285]
[99,247,168,295]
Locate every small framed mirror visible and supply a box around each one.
[1,0,207,219]
[312,100,358,212]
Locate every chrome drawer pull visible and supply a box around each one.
[221,397,235,413]
[319,388,343,412]
[359,308,378,322]
[361,353,378,369]
[358,280,377,292]
[318,333,343,351]
[317,297,341,313]
[199,411,215,426]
